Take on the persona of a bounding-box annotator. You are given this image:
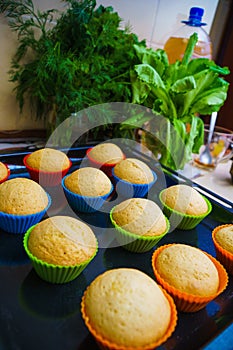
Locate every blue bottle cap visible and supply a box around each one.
[182,7,207,27]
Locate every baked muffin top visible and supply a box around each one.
[0,177,48,215]
[155,244,219,297]
[112,198,167,237]
[88,143,124,164]
[64,167,112,196]
[160,184,208,216]
[113,158,154,184]
[0,162,8,181]
[28,216,97,266]
[25,148,70,172]
[83,268,171,347]
[214,225,233,254]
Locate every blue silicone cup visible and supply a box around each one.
[112,169,157,198]
[23,225,98,284]
[62,176,113,213]
[0,194,51,234]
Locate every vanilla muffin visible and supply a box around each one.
[24,216,98,283]
[212,224,233,275]
[214,225,233,254]
[112,198,167,237]
[160,184,208,216]
[64,167,112,197]
[110,198,169,252]
[159,184,212,229]
[155,244,219,297]
[81,268,177,349]
[113,158,154,184]
[0,162,9,182]
[87,143,124,165]
[27,216,97,266]
[0,177,49,215]
[152,243,228,312]
[25,148,70,172]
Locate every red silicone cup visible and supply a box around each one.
[0,163,10,184]
[23,154,72,187]
[86,147,126,178]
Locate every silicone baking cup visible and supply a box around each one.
[212,224,233,275]
[23,153,72,187]
[159,189,212,230]
[81,284,177,350]
[86,147,126,178]
[23,225,98,284]
[152,244,229,312]
[0,193,51,234]
[110,208,170,253]
[62,175,113,213]
[0,163,10,184]
[112,169,157,198]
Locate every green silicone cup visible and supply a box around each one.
[159,190,212,230]
[23,225,98,284]
[110,208,170,253]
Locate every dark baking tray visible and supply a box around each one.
[0,145,232,350]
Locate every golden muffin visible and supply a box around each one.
[111,198,167,237]
[81,268,177,349]
[154,244,219,297]
[87,143,124,165]
[160,184,208,216]
[152,243,228,312]
[113,157,154,184]
[212,224,233,275]
[64,167,112,197]
[0,177,49,215]
[27,215,97,266]
[213,225,233,254]
[25,148,70,172]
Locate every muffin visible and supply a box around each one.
[152,243,228,312]
[86,143,125,178]
[112,158,157,198]
[0,177,50,233]
[0,162,10,183]
[212,224,233,275]
[81,268,177,350]
[110,198,169,252]
[23,147,72,186]
[62,167,113,213]
[24,215,98,283]
[159,184,212,230]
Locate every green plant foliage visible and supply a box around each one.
[0,0,146,133]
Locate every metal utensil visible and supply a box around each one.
[199,112,218,165]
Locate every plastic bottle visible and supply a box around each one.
[163,7,212,64]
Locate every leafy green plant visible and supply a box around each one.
[0,0,145,136]
[122,33,230,169]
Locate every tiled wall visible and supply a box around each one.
[0,0,219,131]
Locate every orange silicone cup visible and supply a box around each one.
[152,244,229,313]
[23,153,72,187]
[86,148,126,178]
[212,224,233,275]
[81,285,178,350]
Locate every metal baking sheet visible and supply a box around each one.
[0,145,232,350]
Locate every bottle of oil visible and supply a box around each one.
[163,7,212,64]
